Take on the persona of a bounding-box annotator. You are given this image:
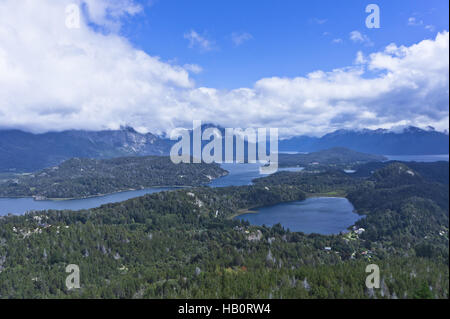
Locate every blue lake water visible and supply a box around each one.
[208,163,304,188]
[0,155,445,216]
[235,197,363,235]
[0,188,174,216]
[0,163,303,215]
[278,153,449,163]
[384,154,449,162]
[208,163,262,187]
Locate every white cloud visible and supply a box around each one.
[332,38,343,44]
[350,30,373,46]
[0,0,193,134]
[184,30,213,51]
[0,0,448,137]
[231,32,253,46]
[83,0,143,32]
[183,64,203,74]
[408,17,435,32]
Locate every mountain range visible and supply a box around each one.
[0,126,172,172]
[0,125,448,172]
[279,126,449,155]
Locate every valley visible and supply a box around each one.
[1,0,448,305]
[0,153,447,299]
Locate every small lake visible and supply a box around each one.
[235,197,363,235]
[0,187,175,216]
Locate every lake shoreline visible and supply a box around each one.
[0,186,187,202]
[0,173,232,202]
[234,197,363,235]
[0,169,230,202]
[228,189,350,220]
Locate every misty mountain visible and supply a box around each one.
[1,125,448,172]
[280,126,449,155]
[0,127,174,172]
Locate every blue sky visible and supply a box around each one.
[120,0,449,89]
[0,0,448,136]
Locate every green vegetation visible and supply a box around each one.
[353,161,449,185]
[276,147,386,169]
[0,161,447,299]
[0,156,227,199]
[347,163,449,259]
[253,169,360,195]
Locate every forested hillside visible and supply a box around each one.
[353,161,449,185]
[277,147,386,169]
[0,156,227,199]
[0,162,447,299]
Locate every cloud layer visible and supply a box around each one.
[0,0,448,137]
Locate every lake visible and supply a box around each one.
[208,163,304,188]
[235,197,363,235]
[384,154,449,162]
[0,155,445,216]
[0,163,303,215]
[208,163,262,187]
[0,187,175,216]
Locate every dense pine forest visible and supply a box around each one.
[0,161,448,298]
[276,147,387,169]
[0,156,227,199]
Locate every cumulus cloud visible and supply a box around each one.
[0,0,193,134]
[0,0,448,137]
[83,0,142,32]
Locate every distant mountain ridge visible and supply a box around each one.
[0,127,173,172]
[280,126,449,155]
[0,125,448,172]
[277,147,387,168]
